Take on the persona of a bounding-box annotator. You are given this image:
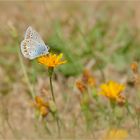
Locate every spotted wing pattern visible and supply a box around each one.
[20,26,49,59]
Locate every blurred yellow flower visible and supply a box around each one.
[88,77,96,87]
[38,53,67,68]
[100,81,125,101]
[35,96,48,108]
[39,106,49,117]
[33,96,49,117]
[103,129,128,140]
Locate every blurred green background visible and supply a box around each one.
[1,1,140,78]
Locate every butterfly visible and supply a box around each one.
[21,26,49,59]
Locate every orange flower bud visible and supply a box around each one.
[76,81,87,93]
[131,62,138,73]
[40,106,49,117]
[82,69,96,87]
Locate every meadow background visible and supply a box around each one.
[1,1,140,140]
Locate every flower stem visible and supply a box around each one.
[49,75,61,136]
[49,76,56,102]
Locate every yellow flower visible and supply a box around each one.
[103,129,128,140]
[100,81,125,101]
[38,53,67,68]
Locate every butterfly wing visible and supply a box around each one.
[21,39,49,60]
[25,26,48,46]
[25,26,50,50]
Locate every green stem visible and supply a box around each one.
[49,76,56,102]
[109,100,116,126]
[49,75,61,136]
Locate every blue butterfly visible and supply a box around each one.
[21,26,49,59]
